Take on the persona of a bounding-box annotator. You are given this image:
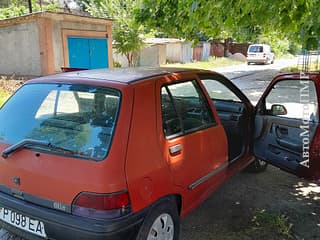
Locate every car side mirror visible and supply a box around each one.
[271,104,287,116]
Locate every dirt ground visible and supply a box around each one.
[181,166,320,240]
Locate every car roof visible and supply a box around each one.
[30,67,206,85]
[248,44,269,47]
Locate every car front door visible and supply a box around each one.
[254,75,320,180]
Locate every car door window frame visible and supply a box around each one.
[257,79,319,122]
[161,79,216,139]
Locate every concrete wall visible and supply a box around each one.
[0,12,113,76]
[113,50,129,68]
[139,45,166,67]
[113,44,167,67]
[166,43,182,63]
[167,42,192,63]
[0,22,41,75]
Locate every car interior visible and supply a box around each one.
[213,100,248,161]
[200,77,250,162]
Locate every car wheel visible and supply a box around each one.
[271,59,274,64]
[247,62,251,65]
[136,199,180,240]
[245,158,268,173]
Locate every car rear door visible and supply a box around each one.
[254,74,320,180]
[157,74,229,211]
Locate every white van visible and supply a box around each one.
[247,44,274,65]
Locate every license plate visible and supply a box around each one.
[0,206,47,238]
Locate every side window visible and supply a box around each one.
[201,79,241,102]
[161,80,215,138]
[265,80,318,121]
[161,87,182,137]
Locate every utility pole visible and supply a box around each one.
[27,0,32,13]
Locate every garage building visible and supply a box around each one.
[0,11,113,76]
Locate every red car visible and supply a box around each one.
[0,68,319,240]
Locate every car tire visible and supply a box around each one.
[245,158,268,173]
[247,62,251,65]
[136,199,180,240]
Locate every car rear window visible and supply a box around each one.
[249,46,263,53]
[0,83,120,160]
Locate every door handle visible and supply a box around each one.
[276,126,288,135]
[169,144,182,156]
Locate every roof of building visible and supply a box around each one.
[0,11,112,28]
[144,38,186,45]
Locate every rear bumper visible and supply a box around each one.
[0,191,146,240]
[246,58,268,63]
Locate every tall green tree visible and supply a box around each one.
[0,0,57,19]
[83,0,144,67]
[137,0,320,49]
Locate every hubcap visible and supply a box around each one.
[147,213,174,240]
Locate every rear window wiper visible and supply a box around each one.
[2,139,75,158]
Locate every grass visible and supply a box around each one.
[281,56,320,72]
[249,209,293,239]
[277,53,296,59]
[0,90,10,107]
[161,57,244,70]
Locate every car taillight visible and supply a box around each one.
[72,191,131,220]
[263,53,266,58]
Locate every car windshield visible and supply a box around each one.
[0,83,121,160]
[249,46,263,53]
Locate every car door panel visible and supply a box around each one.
[254,76,320,180]
[255,116,317,168]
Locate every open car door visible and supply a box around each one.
[254,73,320,181]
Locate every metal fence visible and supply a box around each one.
[297,50,320,72]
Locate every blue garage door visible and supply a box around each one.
[68,37,109,69]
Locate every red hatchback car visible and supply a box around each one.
[0,68,319,240]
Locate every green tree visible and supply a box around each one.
[137,0,320,49]
[83,0,144,67]
[0,0,57,19]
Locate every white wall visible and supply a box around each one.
[113,50,129,67]
[139,45,166,67]
[0,22,41,75]
[166,43,182,63]
[113,44,167,67]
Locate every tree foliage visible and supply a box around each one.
[0,0,57,20]
[83,0,144,67]
[137,0,320,49]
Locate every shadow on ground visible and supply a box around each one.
[181,166,320,240]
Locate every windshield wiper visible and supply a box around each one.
[2,139,75,158]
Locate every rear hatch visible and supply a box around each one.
[0,82,130,219]
[247,45,265,59]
